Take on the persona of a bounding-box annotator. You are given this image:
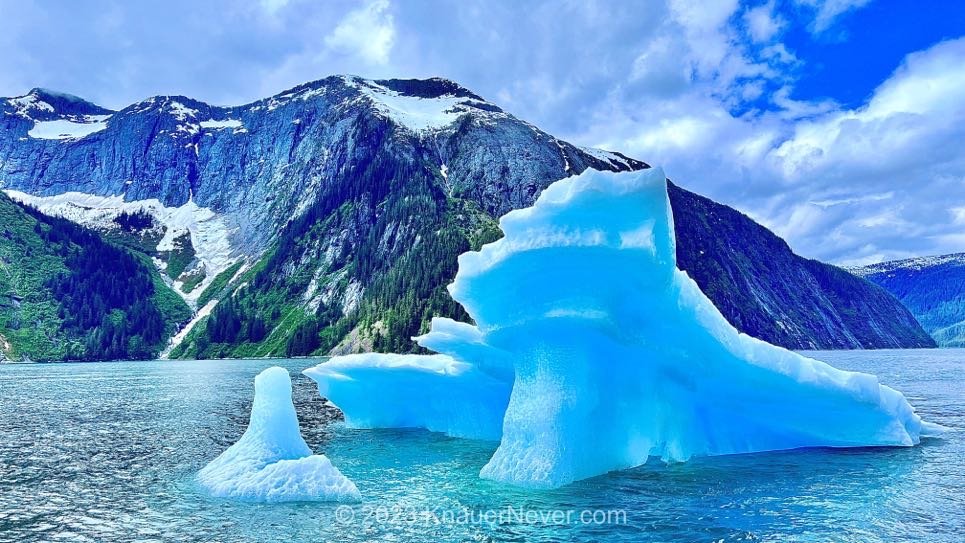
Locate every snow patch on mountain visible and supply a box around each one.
[555,140,571,172]
[161,299,218,359]
[353,79,493,133]
[2,190,240,306]
[200,119,243,130]
[168,101,199,121]
[28,116,110,140]
[247,85,329,113]
[578,146,632,169]
[164,101,202,136]
[6,94,55,117]
[849,253,965,276]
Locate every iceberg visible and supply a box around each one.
[305,167,943,489]
[198,367,360,502]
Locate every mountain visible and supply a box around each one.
[0,192,191,362]
[0,77,933,358]
[851,254,965,347]
[670,185,934,349]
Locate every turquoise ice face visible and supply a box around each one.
[305,167,942,489]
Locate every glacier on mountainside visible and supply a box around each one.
[305,167,944,489]
[198,367,359,502]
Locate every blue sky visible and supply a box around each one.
[1,0,962,265]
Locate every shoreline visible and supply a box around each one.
[2,348,959,366]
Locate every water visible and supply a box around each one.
[0,350,961,542]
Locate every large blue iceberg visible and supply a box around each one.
[198,367,360,502]
[305,167,943,489]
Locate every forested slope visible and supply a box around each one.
[0,193,191,361]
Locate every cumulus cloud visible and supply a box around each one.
[0,0,958,264]
[757,37,965,263]
[577,12,964,264]
[324,0,396,65]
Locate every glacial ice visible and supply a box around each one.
[198,367,360,502]
[305,167,943,489]
[306,351,510,441]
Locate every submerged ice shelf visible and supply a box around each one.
[198,367,359,502]
[305,167,943,489]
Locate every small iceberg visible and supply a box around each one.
[305,167,943,489]
[198,366,360,502]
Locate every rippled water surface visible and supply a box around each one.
[0,350,962,542]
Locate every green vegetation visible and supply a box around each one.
[103,210,164,254]
[163,232,196,280]
[0,193,191,361]
[859,256,965,347]
[197,261,244,307]
[171,149,502,359]
[179,268,206,294]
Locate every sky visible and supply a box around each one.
[0,0,962,265]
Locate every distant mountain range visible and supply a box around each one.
[851,254,965,347]
[0,77,934,361]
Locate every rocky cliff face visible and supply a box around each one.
[0,77,933,357]
[1,78,639,305]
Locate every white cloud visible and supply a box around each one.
[259,0,290,15]
[746,38,965,263]
[810,192,893,208]
[667,0,742,80]
[583,32,965,265]
[0,0,955,266]
[772,38,965,180]
[759,43,798,64]
[743,1,786,42]
[324,0,395,65]
[630,36,693,96]
[951,207,965,225]
[794,0,873,34]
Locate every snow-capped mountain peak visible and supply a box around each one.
[849,252,965,276]
[851,252,965,347]
[4,88,113,121]
[352,77,502,133]
[0,75,937,360]
[3,88,114,140]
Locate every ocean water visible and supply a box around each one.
[0,349,961,542]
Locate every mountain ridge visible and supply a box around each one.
[851,254,965,347]
[0,75,935,358]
